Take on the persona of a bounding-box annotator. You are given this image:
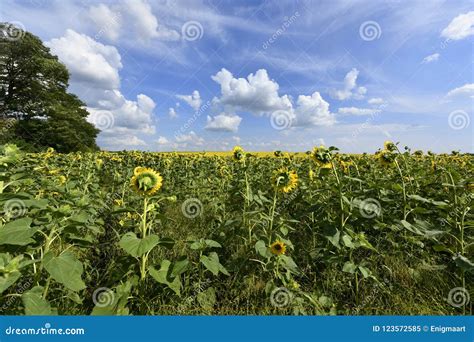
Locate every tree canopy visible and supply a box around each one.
[0,22,99,152]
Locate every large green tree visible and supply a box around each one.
[0,22,99,152]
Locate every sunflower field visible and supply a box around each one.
[0,142,473,315]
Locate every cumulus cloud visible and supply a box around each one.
[101,135,146,149]
[330,68,367,100]
[368,97,385,105]
[47,30,156,148]
[293,92,335,126]
[441,11,474,40]
[175,131,204,145]
[422,53,440,64]
[88,0,179,42]
[168,107,178,119]
[205,113,242,132]
[47,29,122,89]
[157,136,169,145]
[338,107,382,116]
[211,68,335,128]
[176,90,202,111]
[446,83,474,98]
[211,68,293,115]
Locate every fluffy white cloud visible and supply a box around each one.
[88,0,179,42]
[168,107,178,119]
[210,68,335,128]
[368,97,385,105]
[293,92,336,126]
[330,68,367,100]
[176,90,202,111]
[157,136,169,145]
[88,4,121,41]
[47,29,122,89]
[100,135,146,149]
[446,83,474,98]
[175,131,204,145]
[441,11,474,40]
[205,113,242,132]
[47,30,156,148]
[211,68,293,115]
[338,107,382,116]
[422,53,440,64]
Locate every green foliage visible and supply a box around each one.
[0,22,99,152]
[0,145,472,315]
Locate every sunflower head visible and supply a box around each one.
[272,168,298,193]
[232,146,245,162]
[311,145,332,165]
[384,140,396,152]
[270,240,286,255]
[130,167,163,196]
[376,150,395,166]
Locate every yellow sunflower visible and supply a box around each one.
[311,145,332,167]
[130,167,163,196]
[270,240,286,255]
[272,168,298,193]
[376,150,395,167]
[383,140,396,152]
[232,146,245,162]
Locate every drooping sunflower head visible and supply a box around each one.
[311,145,332,165]
[272,168,298,193]
[130,167,163,196]
[384,140,396,152]
[270,240,286,255]
[376,150,395,166]
[232,146,245,162]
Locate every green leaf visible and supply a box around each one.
[255,240,269,258]
[453,255,474,273]
[200,255,219,276]
[358,265,371,278]
[197,287,216,310]
[91,278,137,316]
[43,251,86,292]
[119,232,159,257]
[204,239,221,248]
[69,211,89,224]
[280,255,298,273]
[342,234,354,248]
[324,227,340,248]
[22,286,53,315]
[0,218,36,246]
[0,253,24,294]
[200,252,229,276]
[342,261,357,274]
[171,257,189,277]
[149,260,181,296]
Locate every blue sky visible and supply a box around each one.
[1,0,473,152]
